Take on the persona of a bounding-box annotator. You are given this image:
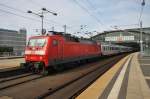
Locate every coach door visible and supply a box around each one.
[52,39,63,61]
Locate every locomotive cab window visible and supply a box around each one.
[52,40,59,46]
[28,38,46,47]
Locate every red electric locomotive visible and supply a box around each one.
[21,31,101,75]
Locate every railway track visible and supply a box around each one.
[36,54,127,99]
[0,53,129,99]
[0,68,27,78]
[0,72,33,83]
[0,73,43,90]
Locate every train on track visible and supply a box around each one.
[21,31,132,75]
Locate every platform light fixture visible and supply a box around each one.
[27,8,57,35]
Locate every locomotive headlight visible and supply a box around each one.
[35,51,45,55]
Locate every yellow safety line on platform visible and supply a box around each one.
[107,55,132,99]
[76,54,132,99]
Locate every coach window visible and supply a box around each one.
[103,46,105,50]
[117,47,119,50]
[105,46,107,51]
[53,40,58,46]
[104,46,106,51]
[104,46,106,50]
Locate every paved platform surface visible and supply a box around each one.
[76,52,150,99]
[0,56,23,60]
[139,55,150,90]
[0,58,24,70]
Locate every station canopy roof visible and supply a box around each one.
[93,27,150,37]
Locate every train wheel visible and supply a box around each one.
[30,67,36,73]
[41,67,49,76]
[34,69,40,74]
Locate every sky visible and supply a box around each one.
[0,0,149,38]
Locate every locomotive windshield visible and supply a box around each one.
[28,38,46,47]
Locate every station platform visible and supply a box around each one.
[0,58,24,72]
[0,56,23,60]
[76,52,150,99]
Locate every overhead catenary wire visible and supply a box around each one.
[85,0,102,16]
[29,0,96,29]
[0,8,41,22]
[0,1,86,37]
[26,0,77,30]
[27,0,106,34]
[0,8,65,30]
[85,0,104,26]
[73,0,104,26]
[73,0,114,31]
[0,3,27,13]
[29,0,57,13]
[0,3,64,27]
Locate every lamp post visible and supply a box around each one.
[140,0,145,56]
[63,25,67,34]
[140,21,143,55]
[27,8,57,35]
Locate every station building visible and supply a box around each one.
[92,27,150,55]
[0,28,26,56]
